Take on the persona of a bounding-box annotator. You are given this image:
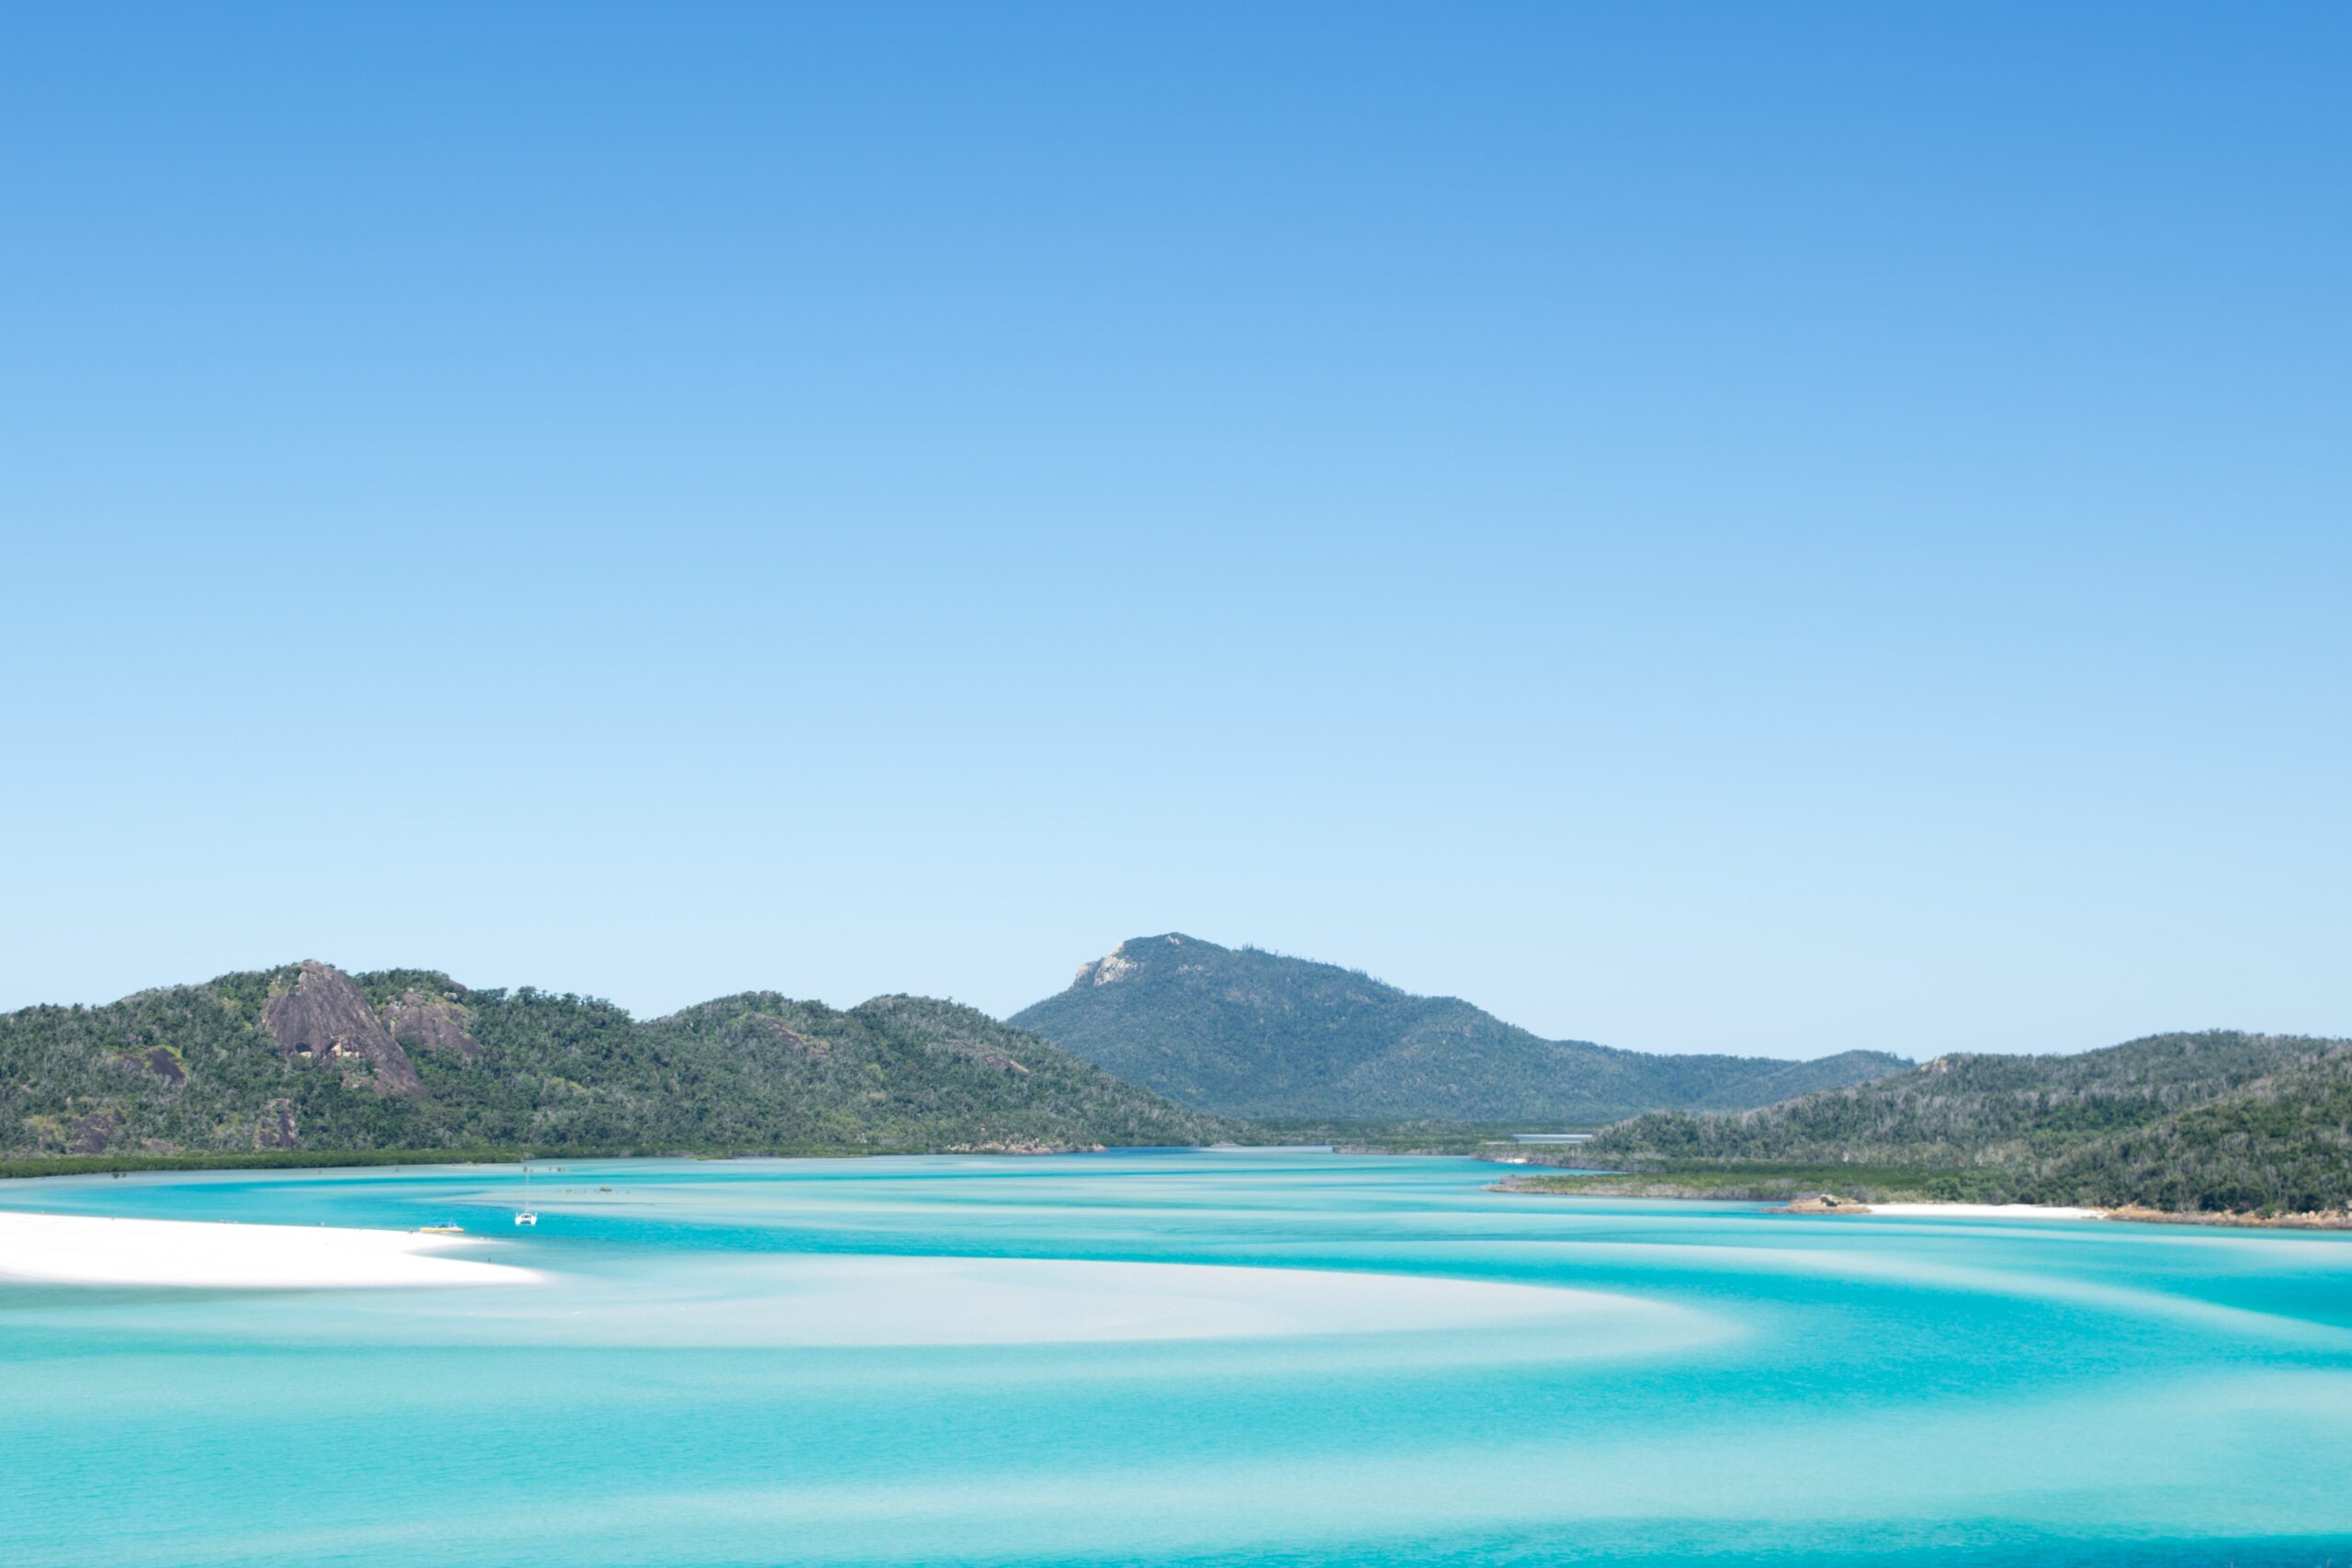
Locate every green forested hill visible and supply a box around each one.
[2034,1046,2352,1213]
[1583,1031,2352,1213]
[1007,934,1908,1122]
[0,961,1225,1160]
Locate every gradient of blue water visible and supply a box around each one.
[5,1150,2350,1566]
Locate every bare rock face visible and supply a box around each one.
[254,1097,299,1149]
[123,1046,187,1085]
[1779,1193,1873,1214]
[1072,942,1140,987]
[757,1017,827,1057]
[934,1038,1030,1074]
[388,988,481,1058]
[263,961,425,1097]
[71,1109,118,1155]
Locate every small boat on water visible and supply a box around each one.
[514,1163,538,1227]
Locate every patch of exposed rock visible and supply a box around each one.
[124,1045,187,1085]
[263,961,424,1097]
[254,1097,299,1149]
[756,1017,827,1056]
[71,1109,119,1154]
[388,987,481,1058]
[1071,941,1147,987]
[1777,1193,1873,1214]
[935,1038,1029,1074]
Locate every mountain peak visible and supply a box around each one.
[1012,936,1907,1122]
[1070,933,1215,988]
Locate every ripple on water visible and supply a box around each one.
[188,1253,1731,1351]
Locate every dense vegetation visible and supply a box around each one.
[0,1148,577,1180]
[1578,1031,2352,1214]
[0,961,1227,1166]
[1009,934,1909,1122]
[2032,1046,2352,1214]
[1501,1163,1990,1203]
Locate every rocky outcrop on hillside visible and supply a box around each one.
[263,962,424,1096]
[2,964,1226,1159]
[387,987,481,1058]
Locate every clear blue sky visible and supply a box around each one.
[4,3,2345,1058]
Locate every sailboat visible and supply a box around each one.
[514,1163,538,1227]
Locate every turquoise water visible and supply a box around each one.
[5,1150,2351,1565]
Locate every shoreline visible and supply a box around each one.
[2097,1204,2352,1232]
[0,1147,856,1182]
[0,1211,544,1288]
[0,1142,1248,1184]
[1492,1177,2352,1231]
[1775,1199,2102,1221]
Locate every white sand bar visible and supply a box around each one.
[1858,1202,2101,1221]
[0,1211,541,1288]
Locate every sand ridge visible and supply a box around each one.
[0,1210,542,1288]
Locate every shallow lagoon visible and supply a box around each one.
[4,1149,2350,1565]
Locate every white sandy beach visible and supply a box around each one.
[1853,1202,2102,1221]
[0,1211,542,1288]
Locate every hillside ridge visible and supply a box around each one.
[1,961,1225,1160]
[1581,1029,2352,1213]
[1011,933,1910,1122]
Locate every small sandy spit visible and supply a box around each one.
[1782,1200,2102,1221]
[0,1211,541,1288]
